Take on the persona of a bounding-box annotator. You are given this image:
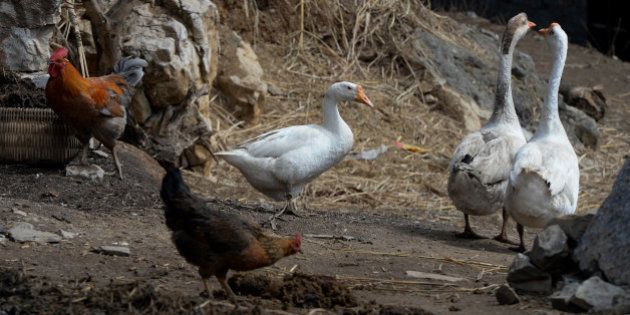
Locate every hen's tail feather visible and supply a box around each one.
[113,56,148,87]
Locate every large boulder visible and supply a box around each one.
[575,159,630,286]
[216,28,267,125]
[0,0,61,72]
[88,0,220,162]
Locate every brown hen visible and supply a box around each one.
[160,163,301,301]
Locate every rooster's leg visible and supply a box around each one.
[79,142,90,165]
[493,208,517,245]
[112,145,123,180]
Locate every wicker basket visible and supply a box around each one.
[0,108,81,166]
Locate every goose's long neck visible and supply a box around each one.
[488,34,520,126]
[322,93,345,131]
[535,39,567,138]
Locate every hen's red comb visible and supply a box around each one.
[50,47,68,61]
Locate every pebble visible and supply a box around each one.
[93,246,130,257]
[59,230,78,239]
[11,208,28,216]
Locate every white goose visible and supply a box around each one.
[447,13,535,242]
[216,82,373,226]
[505,23,579,252]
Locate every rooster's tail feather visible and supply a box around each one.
[113,56,148,87]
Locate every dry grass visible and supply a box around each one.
[204,0,627,218]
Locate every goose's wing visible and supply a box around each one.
[450,131,513,185]
[238,124,326,158]
[468,135,514,185]
[448,131,484,170]
[511,142,574,196]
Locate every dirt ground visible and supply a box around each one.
[2,9,630,315]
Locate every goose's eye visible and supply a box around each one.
[346,86,352,90]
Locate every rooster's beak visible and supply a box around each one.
[355,85,374,108]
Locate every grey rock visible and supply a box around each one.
[559,101,599,149]
[0,226,7,235]
[560,84,607,121]
[575,159,630,286]
[495,284,520,305]
[93,246,130,257]
[0,0,61,72]
[550,277,581,312]
[506,253,553,294]
[65,165,105,181]
[11,208,27,217]
[527,225,571,273]
[9,222,61,244]
[547,214,594,244]
[19,72,49,90]
[570,276,627,311]
[0,235,7,246]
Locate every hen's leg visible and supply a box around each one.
[216,273,237,303]
[509,223,526,252]
[111,145,123,180]
[202,277,212,298]
[457,214,486,239]
[493,208,517,244]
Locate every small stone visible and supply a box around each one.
[527,225,572,274]
[448,305,461,312]
[495,284,520,305]
[9,222,62,244]
[0,226,7,235]
[570,276,627,311]
[506,254,552,295]
[267,83,284,96]
[59,230,77,239]
[93,246,130,257]
[11,208,27,216]
[0,235,7,246]
[66,165,105,181]
[550,277,581,312]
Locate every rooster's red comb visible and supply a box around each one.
[50,47,68,61]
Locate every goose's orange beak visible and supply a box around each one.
[527,21,536,28]
[539,28,550,36]
[355,85,374,107]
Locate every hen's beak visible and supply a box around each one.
[355,85,374,107]
[527,21,536,28]
[538,27,550,36]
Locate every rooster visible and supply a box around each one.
[160,162,301,301]
[45,47,147,179]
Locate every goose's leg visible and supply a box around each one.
[457,214,486,239]
[509,223,526,252]
[493,208,517,245]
